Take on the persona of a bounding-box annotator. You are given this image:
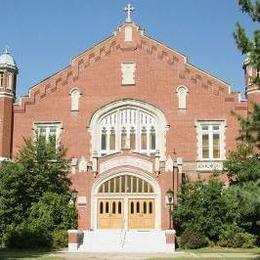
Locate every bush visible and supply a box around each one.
[218,226,257,248]
[28,192,77,232]
[180,229,208,249]
[51,229,68,248]
[5,224,52,249]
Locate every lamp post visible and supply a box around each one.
[166,188,174,229]
[71,189,78,207]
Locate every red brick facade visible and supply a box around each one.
[0,22,259,231]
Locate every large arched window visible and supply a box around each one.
[89,100,168,159]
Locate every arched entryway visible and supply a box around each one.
[91,170,161,230]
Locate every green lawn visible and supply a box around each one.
[149,247,260,260]
[0,249,63,260]
[176,246,260,254]
[0,247,260,260]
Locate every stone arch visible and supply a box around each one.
[89,99,168,160]
[91,168,161,230]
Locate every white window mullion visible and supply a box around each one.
[46,127,50,142]
[209,131,213,159]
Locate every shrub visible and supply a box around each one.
[218,226,256,248]
[180,229,208,249]
[51,229,68,248]
[5,224,52,249]
[28,192,77,232]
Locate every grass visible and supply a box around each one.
[149,247,260,260]
[176,246,260,254]
[0,247,259,260]
[0,248,64,260]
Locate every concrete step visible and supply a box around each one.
[78,230,175,253]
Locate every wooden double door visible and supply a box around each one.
[98,198,155,229]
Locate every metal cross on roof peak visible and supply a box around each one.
[124,3,135,23]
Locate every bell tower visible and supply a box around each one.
[0,47,18,159]
[243,53,260,110]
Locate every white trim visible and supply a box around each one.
[195,120,226,163]
[247,88,260,95]
[32,121,63,145]
[89,99,168,160]
[91,168,161,230]
[99,156,153,174]
[176,85,189,110]
[0,92,14,98]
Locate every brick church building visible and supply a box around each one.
[0,4,259,253]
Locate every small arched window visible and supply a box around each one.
[109,128,116,150]
[150,126,156,150]
[130,127,136,150]
[141,127,147,150]
[70,88,81,111]
[176,86,188,110]
[101,128,107,151]
[121,127,127,149]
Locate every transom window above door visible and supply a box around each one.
[99,107,158,156]
[98,175,154,193]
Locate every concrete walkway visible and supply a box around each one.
[48,250,260,259]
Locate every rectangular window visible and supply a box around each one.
[213,134,220,158]
[35,123,61,143]
[198,121,224,160]
[202,134,209,158]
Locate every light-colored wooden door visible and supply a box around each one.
[128,199,155,229]
[98,199,124,229]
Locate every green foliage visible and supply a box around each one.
[179,229,208,249]
[224,104,260,238]
[218,225,257,248]
[51,230,68,249]
[17,136,71,202]
[0,136,76,248]
[224,145,260,184]
[238,0,260,22]
[234,0,260,84]
[173,177,240,242]
[233,104,260,149]
[0,162,32,242]
[28,192,77,232]
[4,223,52,249]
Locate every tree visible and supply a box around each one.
[234,0,260,84]
[0,135,76,248]
[173,177,241,242]
[224,104,260,240]
[17,135,71,203]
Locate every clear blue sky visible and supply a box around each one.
[1,0,258,97]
